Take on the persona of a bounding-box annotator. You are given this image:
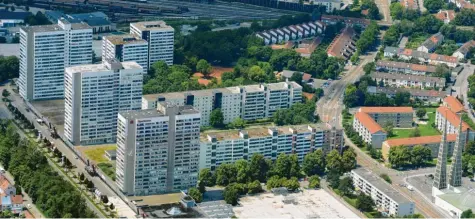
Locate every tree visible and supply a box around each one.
[199,168,215,186]
[461,209,474,218]
[2,89,10,99]
[302,149,326,176]
[248,65,266,82]
[101,195,109,204]
[453,9,475,26]
[249,154,270,182]
[210,108,224,128]
[327,170,341,189]
[235,159,251,183]
[395,91,411,106]
[389,146,411,168]
[273,153,291,178]
[109,203,115,211]
[216,163,237,186]
[337,177,354,196]
[409,127,421,137]
[326,150,343,174]
[390,2,404,20]
[308,175,320,188]
[423,0,444,12]
[416,109,427,119]
[356,193,375,212]
[79,173,85,182]
[223,185,239,205]
[247,180,262,194]
[411,145,432,166]
[228,118,246,129]
[284,177,300,191]
[188,187,203,203]
[342,149,357,172]
[383,121,394,137]
[86,180,94,189]
[266,176,285,189]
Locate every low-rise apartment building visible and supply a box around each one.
[435,106,475,141]
[351,167,415,217]
[366,86,447,103]
[417,33,444,53]
[375,61,436,75]
[381,135,457,162]
[327,26,357,60]
[142,81,302,126]
[359,107,414,128]
[384,47,458,67]
[116,102,201,196]
[371,72,446,89]
[353,112,387,148]
[64,60,143,146]
[199,123,343,170]
[443,96,465,114]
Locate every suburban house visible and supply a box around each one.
[370,72,446,89]
[10,195,23,214]
[353,112,387,148]
[327,26,357,60]
[0,175,16,197]
[320,15,371,27]
[366,86,447,103]
[381,135,457,162]
[384,47,458,67]
[435,10,456,24]
[401,0,419,10]
[255,21,325,45]
[295,37,322,58]
[277,70,312,83]
[435,106,475,140]
[443,96,465,114]
[358,107,414,128]
[376,60,436,75]
[417,33,444,53]
[452,40,475,60]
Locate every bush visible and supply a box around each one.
[284,177,300,191]
[308,175,320,189]
[380,174,392,184]
[247,180,262,194]
[188,187,203,203]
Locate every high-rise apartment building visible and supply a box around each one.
[142,81,302,126]
[130,21,174,69]
[64,60,143,146]
[116,102,201,196]
[102,35,149,74]
[199,123,343,170]
[19,19,92,100]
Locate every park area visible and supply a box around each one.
[76,144,117,180]
[389,107,440,139]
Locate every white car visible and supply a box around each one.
[27,204,31,209]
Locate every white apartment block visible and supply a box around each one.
[19,19,92,100]
[353,112,387,149]
[64,60,143,146]
[142,81,302,126]
[199,124,344,170]
[351,168,415,217]
[130,21,174,69]
[116,103,200,196]
[102,35,149,74]
[436,106,475,141]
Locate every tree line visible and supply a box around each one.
[0,56,19,83]
[192,149,357,205]
[0,120,96,218]
[388,145,432,168]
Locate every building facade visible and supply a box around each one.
[366,86,447,104]
[351,167,415,217]
[130,21,174,69]
[116,103,200,196]
[381,135,457,162]
[64,60,143,146]
[142,81,302,126]
[359,107,414,128]
[19,19,92,100]
[371,72,446,89]
[199,123,343,170]
[435,106,475,141]
[375,60,436,75]
[102,35,149,74]
[255,21,325,45]
[353,112,387,148]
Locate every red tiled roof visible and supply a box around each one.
[355,112,385,134]
[11,195,22,204]
[437,106,471,130]
[444,96,465,113]
[384,134,457,147]
[359,107,414,114]
[302,73,312,81]
[327,26,356,59]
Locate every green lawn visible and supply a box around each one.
[390,108,440,139]
[406,34,430,49]
[97,163,116,181]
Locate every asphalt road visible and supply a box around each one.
[455,64,475,121]
[2,85,136,218]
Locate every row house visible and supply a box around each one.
[371,72,446,89]
[256,21,325,45]
[376,60,436,75]
[384,47,458,67]
[327,26,357,60]
[452,40,475,60]
[366,86,447,103]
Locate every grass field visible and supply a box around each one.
[78,144,116,164]
[390,108,440,139]
[97,163,116,181]
[406,34,430,49]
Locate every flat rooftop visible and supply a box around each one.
[104,34,147,45]
[21,24,63,33]
[66,63,110,74]
[131,21,174,31]
[438,186,475,211]
[352,167,412,204]
[120,109,164,120]
[233,189,359,218]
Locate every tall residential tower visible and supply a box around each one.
[102,35,148,74]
